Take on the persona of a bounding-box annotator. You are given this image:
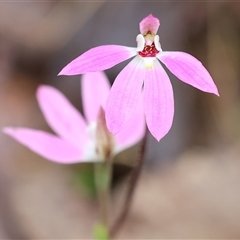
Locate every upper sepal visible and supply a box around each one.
[139,14,160,35]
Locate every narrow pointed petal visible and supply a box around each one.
[114,94,145,153]
[139,14,160,35]
[59,45,137,76]
[144,60,174,141]
[3,128,83,164]
[37,85,89,146]
[106,56,144,135]
[158,51,219,95]
[81,72,110,123]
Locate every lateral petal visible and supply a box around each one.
[106,56,144,135]
[81,72,110,123]
[37,85,89,146]
[3,128,83,164]
[59,45,136,76]
[158,51,219,95]
[144,60,174,141]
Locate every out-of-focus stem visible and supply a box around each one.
[94,161,112,237]
[110,127,148,238]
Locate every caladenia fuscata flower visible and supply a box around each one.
[3,71,145,163]
[59,14,219,141]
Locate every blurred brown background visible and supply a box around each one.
[0,1,240,239]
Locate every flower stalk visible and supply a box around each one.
[110,126,148,238]
[94,160,112,239]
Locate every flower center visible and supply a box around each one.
[138,42,159,58]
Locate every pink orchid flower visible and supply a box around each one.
[59,14,219,141]
[3,72,145,163]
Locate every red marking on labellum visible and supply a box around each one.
[138,42,159,57]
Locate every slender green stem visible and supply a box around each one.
[94,161,113,238]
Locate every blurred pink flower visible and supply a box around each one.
[59,14,219,141]
[3,72,145,163]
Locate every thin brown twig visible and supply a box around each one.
[110,127,148,238]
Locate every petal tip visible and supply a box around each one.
[37,84,48,93]
[105,110,122,136]
[2,127,13,135]
[214,89,220,97]
[206,85,220,96]
[150,129,169,142]
[58,64,76,76]
[58,66,69,76]
[36,84,52,101]
[106,120,118,136]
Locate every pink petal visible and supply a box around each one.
[139,14,160,35]
[158,51,219,96]
[143,60,174,141]
[58,45,136,76]
[3,128,83,164]
[81,72,110,123]
[106,56,144,135]
[37,85,89,146]
[114,94,145,153]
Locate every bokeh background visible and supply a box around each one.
[0,1,240,239]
